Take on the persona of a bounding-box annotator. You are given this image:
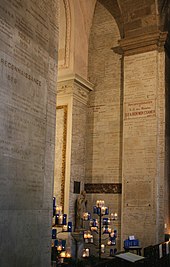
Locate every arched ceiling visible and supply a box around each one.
[98,0,124,38]
[58,0,169,80]
[99,0,162,39]
[157,0,170,31]
[159,0,170,57]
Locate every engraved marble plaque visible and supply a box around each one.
[124,100,156,119]
[124,180,152,207]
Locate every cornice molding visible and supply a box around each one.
[57,73,94,91]
[57,74,94,105]
[112,31,168,56]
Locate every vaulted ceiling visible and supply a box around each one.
[58,0,170,80]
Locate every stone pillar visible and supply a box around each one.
[120,31,168,248]
[165,44,170,234]
[0,1,58,266]
[56,74,93,226]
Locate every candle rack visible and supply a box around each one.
[52,197,72,265]
[82,200,118,259]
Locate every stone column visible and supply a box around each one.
[56,74,93,227]
[120,31,167,248]
[0,1,58,266]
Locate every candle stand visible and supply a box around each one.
[52,197,73,265]
[82,200,118,259]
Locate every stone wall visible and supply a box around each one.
[99,0,159,39]
[87,1,121,183]
[86,1,122,250]
[122,49,165,247]
[0,0,58,266]
[56,77,92,228]
[69,96,88,224]
[165,51,170,234]
[119,0,158,38]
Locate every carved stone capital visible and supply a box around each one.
[112,31,168,56]
[57,74,94,105]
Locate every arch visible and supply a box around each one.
[157,0,170,32]
[98,0,124,38]
[58,0,71,70]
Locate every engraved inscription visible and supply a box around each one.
[125,180,152,207]
[0,0,58,209]
[1,58,41,86]
[0,0,57,83]
[124,100,156,119]
[124,52,157,102]
[0,0,58,265]
[85,183,122,194]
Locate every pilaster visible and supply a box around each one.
[57,73,93,105]
[119,31,168,248]
[55,74,93,226]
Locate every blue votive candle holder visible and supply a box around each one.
[53,206,56,216]
[105,207,109,215]
[93,219,97,226]
[62,240,66,250]
[68,222,72,232]
[93,206,97,214]
[52,229,56,239]
[97,207,101,215]
[55,214,59,225]
[103,218,108,225]
[53,197,56,207]
[114,229,117,238]
[54,239,58,247]
[63,214,67,225]
[110,237,116,245]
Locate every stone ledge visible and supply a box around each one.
[112,31,168,56]
[57,73,94,105]
[58,73,94,92]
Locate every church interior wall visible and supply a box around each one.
[165,45,170,235]
[122,49,165,246]
[120,0,159,38]
[85,1,122,250]
[55,0,170,253]
[164,0,170,236]
[0,0,59,266]
[69,95,88,224]
[86,1,121,184]
[0,0,170,265]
